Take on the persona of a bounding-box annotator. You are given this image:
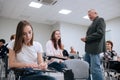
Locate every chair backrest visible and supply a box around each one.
[64,59,89,80]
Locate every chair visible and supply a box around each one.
[104,60,120,80]
[45,54,74,80]
[7,69,15,80]
[0,57,4,80]
[0,55,9,79]
[46,54,89,80]
[64,59,89,80]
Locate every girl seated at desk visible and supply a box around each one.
[7,20,56,80]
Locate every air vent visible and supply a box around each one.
[38,0,57,5]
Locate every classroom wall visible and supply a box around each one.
[60,22,88,56]
[0,17,53,51]
[106,17,120,55]
[0,16,120,56]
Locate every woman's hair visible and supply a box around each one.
[106,40,113,49]
[51,30,62,50]
[13,20,33,53]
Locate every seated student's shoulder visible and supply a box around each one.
[33,41,42,46]
[46,40,52,44]
[7,40,15,49]
[33,41,43,53]
[33,41,43,49]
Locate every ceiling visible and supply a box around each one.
[0,0,120,26]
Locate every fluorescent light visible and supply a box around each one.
[59,9,72,15]
[29,2,42,8]
[83,15,89,19]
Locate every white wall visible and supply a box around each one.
[60,22,88,56]
[51,22,60,31]
[106,17,120,55]
[1,16,120,56]
[60,17,120,56]
[0,17,53,51]
[0,17,17,42]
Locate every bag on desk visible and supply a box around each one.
[63,69,74,80]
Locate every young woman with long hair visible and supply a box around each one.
[7,20,56,80]
[46,30,66,72]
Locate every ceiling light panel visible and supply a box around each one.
[59,9,72,15]
[29,2,42,8]
[83,15,89,19]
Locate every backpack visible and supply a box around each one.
[63,69,74,80]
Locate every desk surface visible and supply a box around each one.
[33,68,57,72]
[47,56,67,60]
[109,60,120,63]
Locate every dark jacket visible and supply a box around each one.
[0,45,9,58]
[85,16,106,54]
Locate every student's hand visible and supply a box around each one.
[38,62,48,70]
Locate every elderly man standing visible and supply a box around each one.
[81,9,106,80]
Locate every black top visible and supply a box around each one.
[62,49,69,57]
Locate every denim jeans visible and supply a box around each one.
[48,61,66,72]
[14,68,56,80]
[84,53,104,80]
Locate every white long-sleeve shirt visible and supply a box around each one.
[46,40,63,63]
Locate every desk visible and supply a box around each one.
[47,56,67,60]
[108,60,120,73]
[33,68,57,73]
